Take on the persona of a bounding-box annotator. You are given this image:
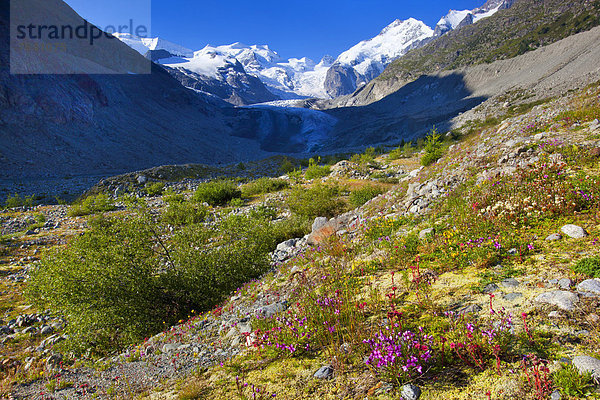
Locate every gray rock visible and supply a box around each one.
[500,278,520,289]
[458,304,483,315]
[483,283,499,294]
[311,217,329,233]
[561,224,588,239]
[550,390,561,400]
[161,343,179,353]
[547,278,559,286]
[577,279,600,296]
[401,383,422,400]
[419,228,435,240]
[545,233,562,241]
[558,278,572,290]
[276,239,297,252]
[45,353,62,370]
[573,355,600,379]
[548,311,562,318]
[508,248,518,255]
[255,301,288,318]
[137,175,147,184]
[535,291,579,311]
[314,365,333,379]
[40,325,54,336]
[504,293,523,302]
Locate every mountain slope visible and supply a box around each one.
[0,0,337,179]
[328,0,600,108]
[323,18,434,97]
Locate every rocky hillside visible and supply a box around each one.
[328,0,600,108]
[1,78,600,399]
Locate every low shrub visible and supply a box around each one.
[286,184,345,219]
[161,201,208,226]
[3,193,35,209]
[68,194,116,217]
[193,181,241,206]
[572,256,600,277]
[304,158,331,180]
[551,363,594,397]
[27,210,306,355]
[145,182,165,197]
[349,185,384,208]
[241,177,290,197]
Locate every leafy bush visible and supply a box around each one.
[572,256,600,277]
[3,193,35,209]
[349,185,384,208]
[241,177,290,197]
[551,364,594,397]
[421,127,444,166]
[145,182,165,197]
[286,184,345,219]
[68,194,116,217]
[27,215,167,353]
[350,147,377,165]
[193,181,241,206]
[27,209,306,355]
[388,141,415,160]
[280,157,296,174]
[161,201,208,226]
[304,158,331,180]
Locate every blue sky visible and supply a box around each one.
[65,0,484,60]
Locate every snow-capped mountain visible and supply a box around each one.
[112,33,194,58]
[434,0,514,36]
[324,18,434,97]
[114,0,514,103]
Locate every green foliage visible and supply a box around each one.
[280,157,296,174]
[286,184,345,219]
[145,182,165,197]
[349,185,384,208]
[241,178,290,197]
[304,158,331,180]
[161,201,208,226]
[421,127,444,166]
[193,181,241,206]
[3,193,35,209]
[389,141,415,160]
[27,208,306,355]
[572,256,600,278]
[27,215,167,354]
[350,147,378,165]
[68,194,116,217]
[229,198,245,207]
[551,364,594,397]
[163,189,186,204]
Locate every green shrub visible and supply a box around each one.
[27,209,306,355]
[350,147,378,165]
[163,189,186,204]
[389,141,415,160]
[161,202,208,226]
[241,177,290,197]
[192,181,241,206]
[280,157,296,174]
[421,127,444,166]
[349,185,384,208]
[304,158,331,180]
[68,194,116,217]
[229,198,245,207]
[145,182,165,197]
[4,193,35,209]
[551,364,594,398]
[26,215,167,354]
[286,184,345,219]
[572,256,600,277]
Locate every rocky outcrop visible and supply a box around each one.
[324,64,360,98]
[164,60,279,106]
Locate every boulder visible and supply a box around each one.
[573,355,600,379]
[534,291,579,311]
[577,279,600,296]
[561,224,588,239]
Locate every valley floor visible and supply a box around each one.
[2,82,600,399]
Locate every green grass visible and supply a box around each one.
[241,178,290,197]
